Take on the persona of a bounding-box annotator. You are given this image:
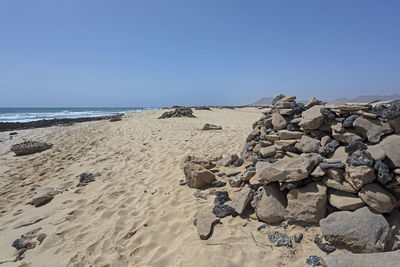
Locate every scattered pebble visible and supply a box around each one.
[294,233,303,243]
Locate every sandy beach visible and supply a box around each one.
[1,108,340,267]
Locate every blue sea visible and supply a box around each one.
[0,107,155,122]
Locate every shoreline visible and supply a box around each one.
[0,113,126,132]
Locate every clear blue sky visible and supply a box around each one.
[1,0,399,107]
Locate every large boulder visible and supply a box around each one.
[320,206,390,253]
[252,153,319,184]
[285,182,327,223]
[295,135,320,153]
[353,117,392,144]
[32,187,59,207]
[298,105,324,130]
[358,183,397,213]
[230,185,254,214]
[321,251,400,267]
[345,165,376,191]
[196,207,220,240]
[377,135,400,168]
[11,141,53,156]
[251,184,287,223]
[183,163,216,188]
[328,190,364,211]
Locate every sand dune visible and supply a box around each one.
[0,108,333,266]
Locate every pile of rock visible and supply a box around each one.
[10,141,53,156]
[184,94,400,255]
[159,108,196,119]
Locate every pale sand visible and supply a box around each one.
[0,108,336,267]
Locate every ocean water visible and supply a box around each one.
[0,107,154,123]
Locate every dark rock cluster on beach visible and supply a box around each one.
[183,94,400,261]
[0,114,123,132]
[159,107,196,119]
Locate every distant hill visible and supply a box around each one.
[332,94,400,103]
[251,97,275,106]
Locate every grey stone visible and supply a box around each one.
[358,183,396,213]
[345,165,376,191]
[196,207,220,240]
[285,182,327,223]
[216,154,239,167]
[251,184,287,224]
[299,105,324,130]
[320,206,390,253]
[353,117,392,143]
[314,235,336,253]
[295,135,320,153]
[183,163,216,189]
[230,185,254,214]
[378,135,400,168]
[321,251,400,267]
[328,190,364,211]
[253,153,319,183]
[272,112,287,130]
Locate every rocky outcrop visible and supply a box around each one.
[321,251,400,267]
[159,108,196,119]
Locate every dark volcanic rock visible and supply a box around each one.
[210,180,226,187]
[213,204,237,218]
[320,107,337,121]
[343,114,359,128]
[371,102,400,120]
[374,160,393,184]
[319,162,345,170]
[11,141,53,156]
[294,233,303,243]
[268,231,292,247]
[0,114,123,132]
[314,235,336,253]
[319,140,340,157]
[344,140,368,154]
[306,256,321,267]
[271,94,286,105]
[77,172,97,187]
[159,108,196,119]
[214,191,229,205]
[346,150,374,167]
